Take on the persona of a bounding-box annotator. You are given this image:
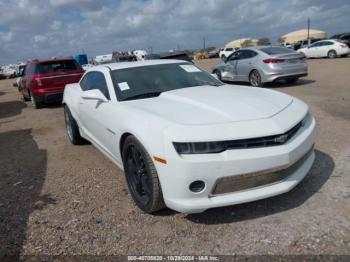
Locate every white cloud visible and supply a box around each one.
[49,0,101,9]
[34,35,47,43]
[0,0,350,65]
[51,20,62,30]
[0,31,13,42]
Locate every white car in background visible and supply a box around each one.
[219,47,239,60]
[63,60,316,214]
[132,49,148,61]
[82,64,94,71]
[297,39,350,58]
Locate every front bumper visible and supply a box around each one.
[156,114,316,213]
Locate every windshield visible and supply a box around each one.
[260,47,295,55]
[35,60,80,74]
[110,63,223,101]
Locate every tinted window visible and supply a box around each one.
[228,51,240,61]
[35,60,80,74]
[239,50,258,59]
[110,63,223,101]
[226,48,233,51]
[321,41,334,46]
[25,63,35,75]
[80,72,110,99]
[260,47,294,54]
[310,42,323,48]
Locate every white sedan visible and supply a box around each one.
[63,60,316,214]
[297,39,350,58]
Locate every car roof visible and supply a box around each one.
[91,59,187,71]
[239,45,281,51]
[30,57,75,64]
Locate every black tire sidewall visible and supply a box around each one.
[31,94,41,109]
[122,136,164,213]
[64,105,83,145]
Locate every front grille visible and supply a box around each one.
[223,121,303,150]
[211,147,313,196]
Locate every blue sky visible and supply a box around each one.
[0,0,349,64]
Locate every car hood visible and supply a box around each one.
[125,85,293,125]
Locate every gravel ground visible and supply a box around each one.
[0,57,350,258]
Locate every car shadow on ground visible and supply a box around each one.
[223,79,316,88]
[0,101,26,119]
[0,129,55,260]
[0,92,5,96]
[185,149,333,224]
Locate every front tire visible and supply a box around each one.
[249,70,263,87]
[64,105,85,145]
[214,70,222,81]
[328,50,337,58]
[122,136,165,213]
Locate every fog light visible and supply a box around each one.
[189,180,205,193]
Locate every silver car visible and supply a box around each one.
[212,46,308,87]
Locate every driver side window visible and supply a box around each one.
[228,51,240,61]
[80,72,110,100]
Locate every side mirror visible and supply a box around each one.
[82,89,108,102]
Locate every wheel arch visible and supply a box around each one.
[119,132,133,157]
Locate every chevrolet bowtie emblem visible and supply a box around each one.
[274,134,289,144]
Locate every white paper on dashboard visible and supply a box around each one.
[118,82,130,91]
[180,64,201,73]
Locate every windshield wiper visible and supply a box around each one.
[121,91,162,101]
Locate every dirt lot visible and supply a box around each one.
[1,58,350,257]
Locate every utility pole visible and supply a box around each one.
[203,37,206,51]
[307,18,310,46]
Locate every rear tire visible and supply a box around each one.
[249,70,263,87]
[64,105,85,145]
[30,93,42,109]
[221,55,226,60]
[22,90,30,101]
[328,50,337,58]
[122,136,165,213]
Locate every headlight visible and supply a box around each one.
[173,142,225,154]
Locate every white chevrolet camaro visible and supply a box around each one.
[63,60,316,214]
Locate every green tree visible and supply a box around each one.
[257,38,271,46]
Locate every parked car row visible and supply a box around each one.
[10,53,317,214]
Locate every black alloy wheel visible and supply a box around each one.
[122,136,165,213]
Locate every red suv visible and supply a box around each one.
[19,57,84,108]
